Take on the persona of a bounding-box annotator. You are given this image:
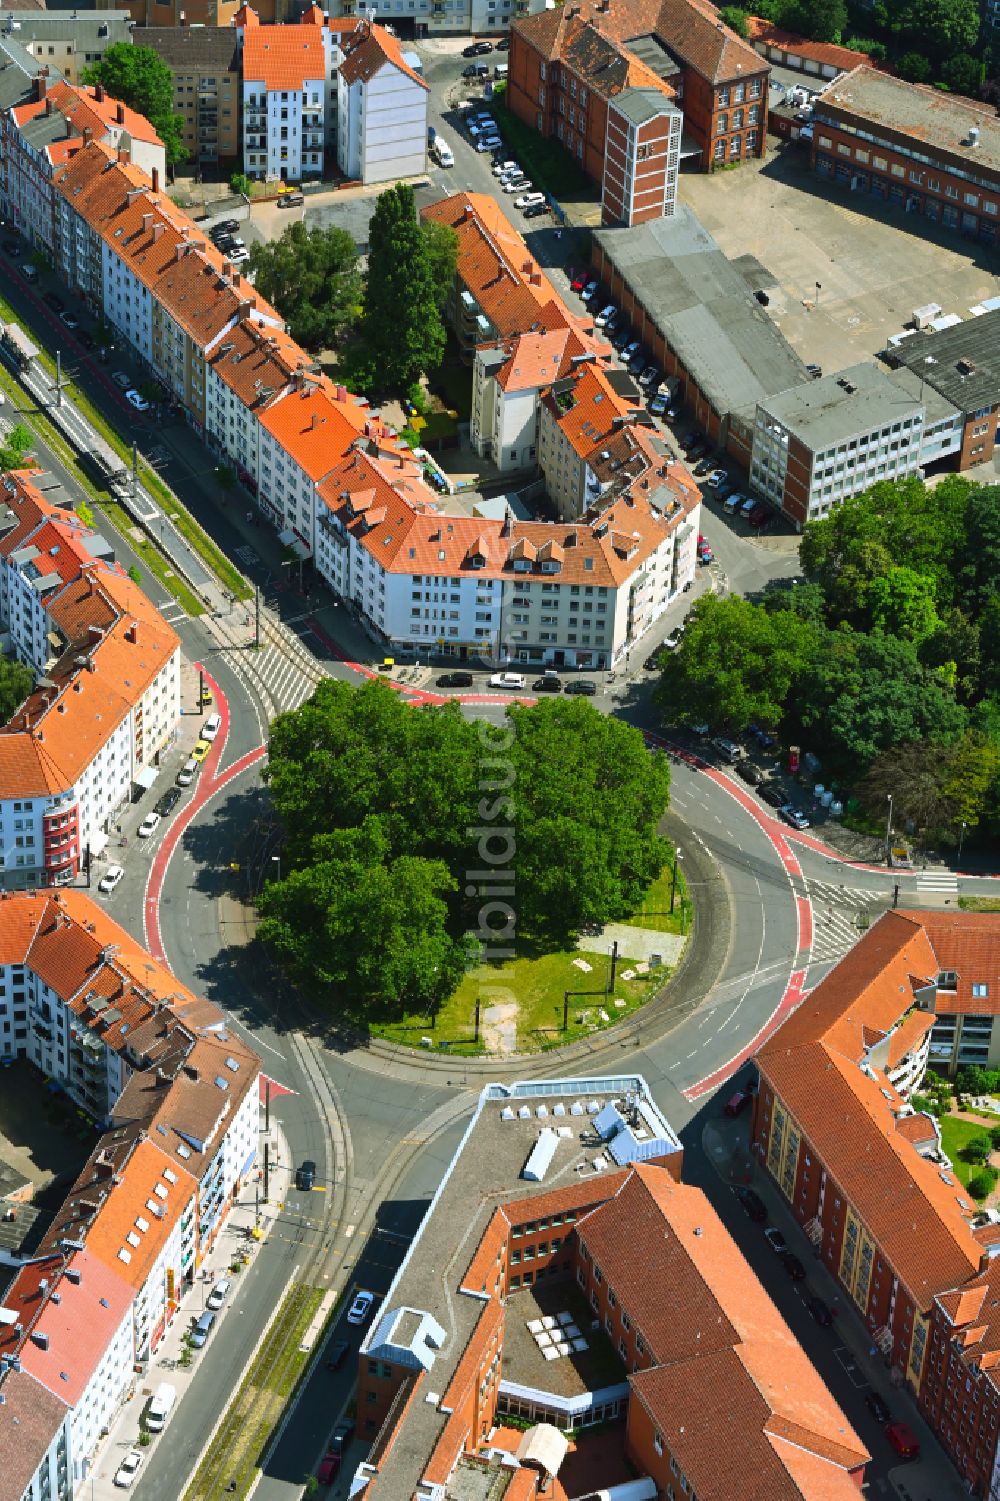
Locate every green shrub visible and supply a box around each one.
[968,1168,997,1200]
[963,1134,993,1165]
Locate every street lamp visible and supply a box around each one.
[958,820,967,864]
[271,853,281,884]
[885,794,893,859]
[670,846,683,914]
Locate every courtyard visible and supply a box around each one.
[678,144,1000,379]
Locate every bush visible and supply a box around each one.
[990,1124,1000,1150]
[719,5,750,36]
[969,1167,998,1200]
[963,1134,993,1165]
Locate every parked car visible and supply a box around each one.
[627,347,647,374]
[489,672,525,690]
[885,1422,919,1460]
[564,679,597,695]
[462,61,489,78]
[347,1290,375,1326]
[191,738,212,763]
[496,34,510,48]
[532,676,562,692]
[724,490,744,514]
[155,786,182,818]
[612,325,632,351]
[664,626,684,652]
[468,117,496,136]
[865,1392,891,1424]
[436,671,473,688]
[604,309,622,333]
[125,389,150,411]
[715,479,733,501]
[734,1186,767,1222]
[806,362,823,379]
[705,468,728,489]
[2,239,20,257]
[763,1226,787,1255]
[114,1451,143,1489]
[330,1420,355,1454]
[189,1310,216,1349]
[580,279,599,302]
[326,1338,350,1369]
[176,757,199,787]
[98,864,125,895]
[296,1159,316,1190]
[502,177,532,194]
[43,291,65,314]
[748,722,777,750]
[206,1276,232,1311]
[724,1088,751,1117]
[137,812,161,839]
[644,651,664,672]
[317,1451,340,1485]
[759,784,785,809]
[736,761,764,787]
[693,458,715,477]
[595,303,616,327]
[463,39,492,54]
[77,329,95,351]
[686,442,708,462]
[202,712,222,741]
[523,202,550,218]
[649,392,670,417]
[516,193,546,211]
[712,736,743,763]
[780,804,811,830]
[59,310,80,330]
[492,159,518,176]
[781,1251,806,1281]
[622,339,642,366]
[475,135,502,153]
[697,543,714,565]
[212,218,240,237]
[571,271,588,292]
[748,502,772,528]
[806,1295,833,1326]
[111,370,132,389]
[638,365,661,389]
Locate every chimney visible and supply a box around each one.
[95,83,105,103]
[116,102,125,125]
[153,222,164,241]
[311,412,321,429]
[82,126,93,147]
[125,621,138,643]
[117,148,128,165]
[151,167,160,193]
[35,74,48,101]
[142,213,152,233]
[45,98,54,116]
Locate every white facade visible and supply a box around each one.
[101,241,154,367]
[258,424,324,551]
[337,57,428,185]
[470,352,540,474]
[242,76,327,182]
[70,1298,136,1481]
[322,0,546,37]
[131,1174,197,1362]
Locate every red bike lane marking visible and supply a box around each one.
[144,669,266,960]
[683,967,808,1102]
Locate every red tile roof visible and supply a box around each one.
[913,909,1000,1016]
[242,21,327,90]
[338,21,429,91]
[746,16,884,73]
[13,80,162,149]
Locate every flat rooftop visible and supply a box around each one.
[758,360,924,448]
[362,1076,680,1498]
[501,1280,625,1398]
[890,308,1000,414]
[594,204,807,419]
[817,64,1000,177]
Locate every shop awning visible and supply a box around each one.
[278,528,311,560]
[134,766,158,792]
[88,830,109,857]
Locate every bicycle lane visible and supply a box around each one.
[143,666,266,963]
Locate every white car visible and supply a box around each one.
[492,159,518,176]
[515,192,546,210]
[114,1451,142,1489]
[125,389,150,411]
[488,672,526,690]
[229,248,250,264]
[705,468,728,489]
[202,712,222,741]
[177,757,198,788]
[137,812,161,839]
[347,1290,375,1326]
[475,136,502,153]
[595,303,616,327]
[503,177,532,194]
[98,864,125,895]
[580,279,599,302]
[468,119,496,136]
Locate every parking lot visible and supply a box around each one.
[679,145,1000,377]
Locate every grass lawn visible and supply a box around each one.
[939,1114,993,1189]
[493,98,595,202]
[626,862,688,935]
[960,896,1000,913]
[372,942,667,1054]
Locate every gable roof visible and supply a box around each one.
[242,21,327,90]
[338,22,429,91]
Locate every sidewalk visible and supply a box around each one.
[85,1115,292,1501]
[701,1113,968,1501]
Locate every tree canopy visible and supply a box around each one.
[247,222,361,351]
[83,45,187,167]
[0,657,32,725]
[258,679,671,1016]
[359,184,452,393]
[0,423,33,473]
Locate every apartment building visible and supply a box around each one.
[749,363,934,528]
[238,4,331,182]
[0,470,180,888]
[1,74,164,252]
[0,888,260,1495]
[336,21,428,185]
[96,0,277,31]
[889,309,1000,471]
[321,0,546,41]
[752,911,991,1385]
[812,66,1000,249]
[4,10,133,86]
[145,26,241,169]
[509,0,769,182]
[346,1074,867,1500]
[910,912,1000,1077]
[602,88,683,227]
[472,325,609,474]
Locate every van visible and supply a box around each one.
[206,1276,231,1311]
[201,712,222,741]
[147,1382,176,1433]
[431,137,454,168]
[494,62,508,78]
[190,1310,216,1349]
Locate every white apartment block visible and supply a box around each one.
[324,0,546,39]
[336,24,428,185]
[238,6,330,182]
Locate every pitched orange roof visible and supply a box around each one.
[3,1249,134,1407]
[243,23,327,90]
[338,22,428,91]
[76,1139,197,1291]
[13,80,163,149]
[260,384,372,481]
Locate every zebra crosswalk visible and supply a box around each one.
[232,641,323,717]
[805,880,890,964]
[916,869,959,896]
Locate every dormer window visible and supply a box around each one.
[938,971,958,990]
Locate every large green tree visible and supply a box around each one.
[0,423,33,473]
[655,593,821,731]
[857,731,999,837]
[360,183,448,392]
[83,44,186,167]
[0,657,32,724]
[247,222,361,351]
[506,698,671,942]
[896,0,980,54]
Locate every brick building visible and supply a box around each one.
[888,309,1000,473]
[144,26,241,170]
[752,911,998,1390]
[811,66,1000,250]
[508,0,769,184]
[347,1075,868,1500]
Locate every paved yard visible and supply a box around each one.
[0,1062,97,1202]
[679,145,1000,378]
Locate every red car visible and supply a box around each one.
[317,1450,340,1484]
[724,1089,751,1118]
[885,1422,920,1460]
[571,271,588,292]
